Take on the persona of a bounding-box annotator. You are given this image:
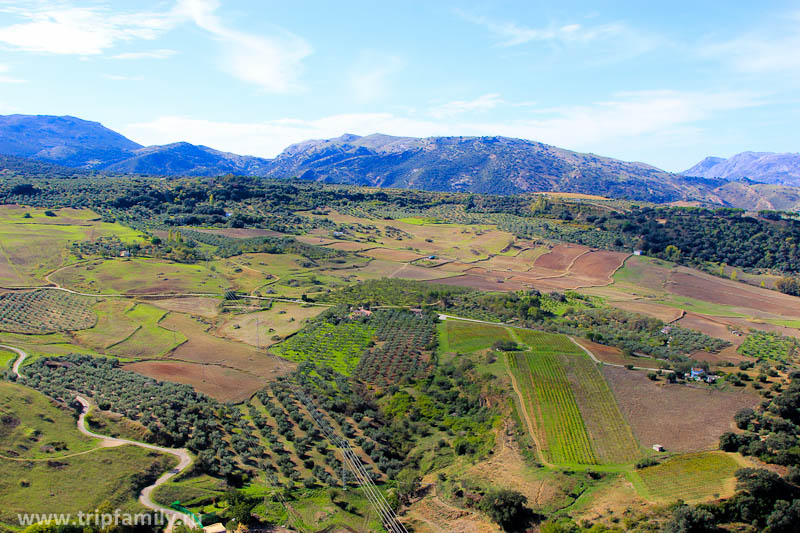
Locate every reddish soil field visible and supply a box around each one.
[534,244,591,271]
[188,227,283,239]
[360,248,425,262]
[124,361,263,402]
[720,317,800,340]
[603,366,759,453]
[161,313,294,379]
[677,313,744,346]
[428,274,525,291]
[609,300,685,322]
[668,269,800,318]
[691,346,748,366]
[570,250,629,281]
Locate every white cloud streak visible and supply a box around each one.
[0,64,24,83]
[112,49,178,60]
[699,11,800,74]
[456,10,626,48]
[0,1,311,92]
[347,54,405,102]
[429,93,504,119]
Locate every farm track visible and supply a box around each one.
[4,344,195,532]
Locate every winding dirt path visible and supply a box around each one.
[4,344,195,532]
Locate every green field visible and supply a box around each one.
[51,257,228,295]
[439,320,512,353]
[0,445,176,528]
[0,348,17,369]
[105,303,186,358]
[0,381,97,459]
[632,452,740,502]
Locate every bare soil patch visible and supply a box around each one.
[124,361,263,403]
[677,313,743,345]
[147,297,221,318]
[603,366,759,453]
[668,269,800,318]
[534,244,591,271]
[570,250,629,282]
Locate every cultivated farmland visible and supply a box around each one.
[633,452,740,503]
[508,350,598,465]
[0,290,95,334]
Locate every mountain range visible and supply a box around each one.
[683,152,800,186]
[0,114,798,210]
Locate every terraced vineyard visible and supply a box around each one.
[507,328,640,465]
[633,452,740,502]
[561,352,641,463]
[0,289,96,333]
[509,350,598,465]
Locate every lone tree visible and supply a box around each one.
[478,489,532,531]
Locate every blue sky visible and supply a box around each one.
[0,0,798,171]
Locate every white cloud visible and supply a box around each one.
[348,54,405,102]
[699,12,800,74]
[0,5,175,55]
[102,74,143,81]
[430,93,504,119]
[173,0,311,93]
[0,64,24,83]
[0,1,311,92]
[120,90,762,161]
[456,10,626,48]
[112,49,178,60]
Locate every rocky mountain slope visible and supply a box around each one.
[265,133,723,202]
[684,152,800,186]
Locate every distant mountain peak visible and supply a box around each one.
[683,151,800,186]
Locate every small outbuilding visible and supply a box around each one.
[652,444,665,452]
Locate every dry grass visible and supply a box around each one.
[161,313,294,380]
[215,302,324,347]
[147,296,221,318]
[602,366,759,453]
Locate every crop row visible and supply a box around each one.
[0,290,96,334]
[510,351,598,465]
